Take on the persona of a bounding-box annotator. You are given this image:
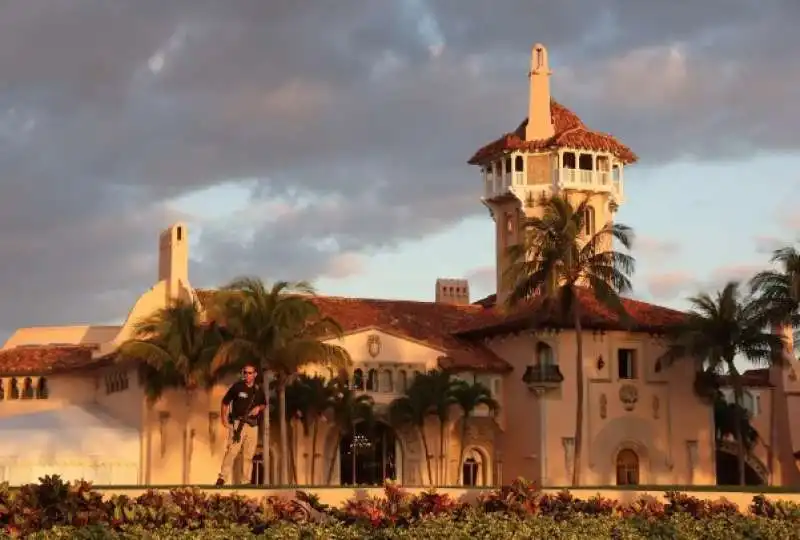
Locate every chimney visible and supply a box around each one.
[158,222,190,301]
[525,43,554,141]
[435,278,470,306]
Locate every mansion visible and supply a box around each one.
[1,44,799,489]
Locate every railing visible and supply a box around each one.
[554,168,622,198]
[483,168,623,201]
[522,364,564,386]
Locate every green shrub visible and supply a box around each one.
[3,475,800,538]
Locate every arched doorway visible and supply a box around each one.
[615,449,640,486]
[339,422,398,485]
[461,447,488,486]
[715,450,767,486]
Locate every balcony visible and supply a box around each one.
[522,363,564,394]
[553,168,623,199]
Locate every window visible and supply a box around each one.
[618,349,637,379]
[536,342,554,366]
[462,449,484,486]
[562,152,576,169]
[398,370,408,393]
[514,155,524,171]
[616,449,639,485]
[366,369,378,391]
[353,369,364,390]
[380,370,393,393]
[35,377,48,399]
[505,157,512,174]
[583,206,596,236]
[9,378,19,400]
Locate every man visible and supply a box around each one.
[215,363,266,486]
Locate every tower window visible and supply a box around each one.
[514,155,524,171]
[176,227,182,241]
[578,154,593,171]
[562,152,576,169]
[618,349,637,380]
[582,206,596,236]
[505,157,512,174]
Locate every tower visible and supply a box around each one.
[768,323,800,485]
[158,222,191,303]
[467,43,638,306]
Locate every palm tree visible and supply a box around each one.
[424,371,460,485]
[657,282,784,485]
[210,277,352,485]
[389,373,439,485]
[451,379,499,484]
[504,194,635,485]
[117,299,224,484]
[324,379,375,485]
[284,374,333,484]
[750,245,800,338]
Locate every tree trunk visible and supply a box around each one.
[572,308,584,486]
[439,417,447,485]
[310,420,319,484]
[351,421,357,485]
[325,431,339,485]
[261,368,271,486]
[183,389,194,485]
[278,377,289,485]
[732,378,747,486]
[287,420,298,484]
[458,412,470,486]
[419,424,434,485]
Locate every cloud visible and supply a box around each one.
[647,271,695,300]
[635,235,681,260]
[0,0,798,340]
[464,266,495,299]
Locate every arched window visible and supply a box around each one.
[0,380,4,400]
[616,449,640,486]
[462,448,485,486]
[36,377,49,399]
[536,342,554,366]
[366,369,378,391]
[583,206,596,236]
[514,155,524,171]
[562,152,576,169]
[22,377,34,399]
[380,370,393,393]
[398,370,408,393]
[353,369,364,390]
[9,378,20,400]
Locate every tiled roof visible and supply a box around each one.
[0,345,108,376]
[467,100,638,165]
[455,289,686,337]
[719,369,772,388]
[196,290,511,372]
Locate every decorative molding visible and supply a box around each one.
[618,384,638,412]
[366,334,382,358]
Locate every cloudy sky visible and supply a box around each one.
[1,0,799,340]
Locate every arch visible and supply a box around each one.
[339,421,402,486]
[615,448,640,485]
[461,446,491,487]
[715,440,768,485]
[35,377,48,399]
[583,206,596,236]
[9,378,19,400]
[353,369,364,390]
[366,369,378,391]
[514,155,524,171]
[398,370,408,393]
[380,369,393,393]
[535,341,555,366]
[21,377,34,399]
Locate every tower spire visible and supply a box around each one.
[526,43,554,141]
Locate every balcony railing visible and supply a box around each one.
[522,363,564,389]
[482,168,623,201]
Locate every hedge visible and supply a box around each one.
[3,475,800,538]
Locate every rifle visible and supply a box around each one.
[231,386,260,444]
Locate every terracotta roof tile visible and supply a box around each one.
[456,289,686,337]
[719,368,772,388]
[0,345,107,376]
[467,100,638,165]
[196,290,511,372]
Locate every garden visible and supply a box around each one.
[3,476,800,539]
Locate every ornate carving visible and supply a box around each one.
[562,437,575,479]
[599,394,607,419]
[652,396,660,419]
[618,384,638,412]
[367,334,381,358]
